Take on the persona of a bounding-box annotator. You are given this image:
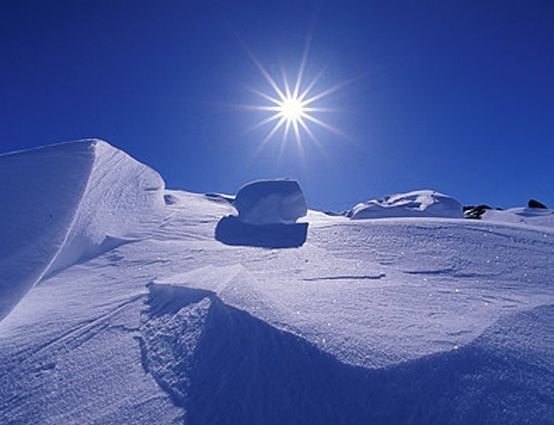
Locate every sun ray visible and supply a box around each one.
[278,126,289,164]
[259,116,287,148]
[292,119,305,158]
[247,51,286,101]
[301,77,357,106]
[244,44,347,152]
[246,112,283,133]
[301,113,346,137]
[237,104,281,112]
[283,119,292,140]
[247,86,282,104]
[302,106,336,113]
[298,117,322,148]
[298,69,325,102]
[293,34,312,98]
[292,119,300,144]
[280,66,292,98]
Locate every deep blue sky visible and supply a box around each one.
[1,1,553,211]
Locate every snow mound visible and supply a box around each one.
[0,140,165,321]
[233,179,307,225]
[0,144,552,424]
[481,207,554,228]
[348,189,464,220]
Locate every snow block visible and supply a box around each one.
[348,190,463,220]
[233,179,307,225]
[0,140,165,321]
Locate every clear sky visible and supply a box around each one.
[1,1,553,211]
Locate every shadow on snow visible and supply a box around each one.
[140,283,554,425]
[214,215,308,249]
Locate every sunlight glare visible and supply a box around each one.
[279,97,305,123]
[241,39,345,153]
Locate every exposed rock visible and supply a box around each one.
[528,199,548,209]
[464,204,493,220]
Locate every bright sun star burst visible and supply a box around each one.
[240,40,346,155]
[280,97,305,123]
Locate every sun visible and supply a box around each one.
[240,39,346,154]
[279,97,305,123]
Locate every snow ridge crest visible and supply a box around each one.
[0,139,165,321]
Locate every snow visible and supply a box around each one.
[1,141,553,424]
[233,179,307,224]
[0,140,165,321]
[481,206,554,229]
[348,189,464,219]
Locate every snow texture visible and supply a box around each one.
[348,189,464,220]
[0,141,553,425]
[0,140,165,321]
[481,207,554,229]
[233,179,307,224]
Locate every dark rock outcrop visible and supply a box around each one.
[463,205,492,220]
[528,199,548,209]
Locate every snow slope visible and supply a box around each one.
[481,207,554,229]
[348,189,464,219]
[0,141,553,424]
[0,140,165,320]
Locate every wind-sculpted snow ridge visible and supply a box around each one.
[140,277,554,425]
[0,140,165,321]
[348,189,464,219]
[0,143,553,424]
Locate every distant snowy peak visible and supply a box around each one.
[481,207,554,228]
[464,199,554,229]
[347,189,464,220]
[0,139,165,321]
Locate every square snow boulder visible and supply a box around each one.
[233,179,307,225]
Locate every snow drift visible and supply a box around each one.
[0,140,165,321]
[480,207,554,229]
[1,141,553,425]
[233,179,307,225]
[140,270,554,425]
[348,189,464,220]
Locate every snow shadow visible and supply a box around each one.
[141,283,380,424]
[141,283,554,425]
[214,216,308,248]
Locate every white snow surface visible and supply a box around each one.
[0,141,553,424]
[233,179,307,224]
[348,189,464,219]
[0,140,165,320]
[481,207,554,229]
